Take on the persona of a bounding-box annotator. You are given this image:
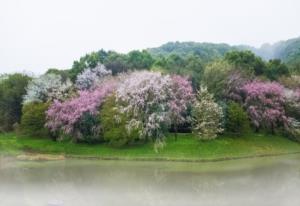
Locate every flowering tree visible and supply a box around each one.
[75,64,112,90]
[192,87,224,140]
[284,89,300,121]
[224,71,251,103]
[116,71,172,150]
[279,75,300,89]
[23,73,73,104]
[169,75,194,139]
[242,81,287,133]
[283,89,300,142]
[285,118,300,141]
[46,80,116,141]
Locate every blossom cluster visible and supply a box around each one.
[241,81,287,131]
[46,80,116,136]
[75,64,112,90]
[169,75,195,131]
[23,73,73,104]
[116,71,171,145]
[44,71,195,145]
[27,68,300,145]
[192,87,224,140]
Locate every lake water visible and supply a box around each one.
[1,155,300,206]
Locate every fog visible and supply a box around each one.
[1,155,300,206]
[1,0,300,74]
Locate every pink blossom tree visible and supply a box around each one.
[224,71,251,103]
[46,80,116,141]
[169,75,195,139]
[242,81,287,133]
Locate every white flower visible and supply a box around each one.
[75,64,112,90]
[23,73,72,104]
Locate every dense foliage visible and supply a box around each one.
[148,42,232,63]
[0,73,31,132]
[69,50,154,81]
[149,38,300,73]
[225,50,266,76]
[201,60,235,99]
[225,102,250,135]
[100,95,140,146]
[46,80,116,142]
[20,102,50,138]
[2,38,300,149]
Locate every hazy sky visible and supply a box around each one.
[1,0,300,74]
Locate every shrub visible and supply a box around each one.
[100,95,140,146]
[226,102,250,135]
[20,102,50,137]
[73,112,101,143]
[192,87,224,140]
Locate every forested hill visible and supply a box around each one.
[147,42,233,62]
[239,36,300,66]
[148,37,300,66]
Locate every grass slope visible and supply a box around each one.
[1,133,300,161]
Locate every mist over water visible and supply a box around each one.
[1,155,300,206]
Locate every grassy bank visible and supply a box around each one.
[1,133,300,162]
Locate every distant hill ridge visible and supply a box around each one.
[148,36,300,66]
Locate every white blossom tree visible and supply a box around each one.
[116,71,172,150]
[75,64,112,90]
[192,87,224,140]
[23,73,73,104]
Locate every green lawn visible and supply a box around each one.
[1,132,300,161]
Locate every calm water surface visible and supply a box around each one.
[1,155,300,206]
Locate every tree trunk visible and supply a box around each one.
[174,126,178,141]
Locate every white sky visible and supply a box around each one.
[1,0,300,74]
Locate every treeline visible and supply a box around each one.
[0,47,300,149]
[48,47,298,88]
[149,39,300,72]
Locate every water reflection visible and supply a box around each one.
[0,155,300,206]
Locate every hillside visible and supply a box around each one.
[148,42,233,62]
[148,37,300,66]
[239,37,300,65]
